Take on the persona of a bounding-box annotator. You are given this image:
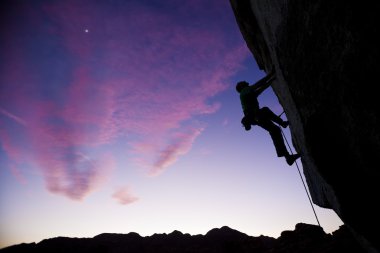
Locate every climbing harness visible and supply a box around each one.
[279,111,321,227]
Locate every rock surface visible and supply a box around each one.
[229,1,380,252]
[0,224,364,253]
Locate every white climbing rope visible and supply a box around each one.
[279,112,321,227]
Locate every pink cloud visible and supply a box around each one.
[150,127,204,176]
[39,152,115,201]
[0,107,27,126]
[112,187,139,205]
[0,127,24,163]
[0,0,249,199]
[9,164,28,185]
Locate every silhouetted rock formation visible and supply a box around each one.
[0,224,365,253]
[229,1,380,252]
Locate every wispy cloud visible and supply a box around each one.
[112,187,139,205]
[223,118,229,126]
[0,107,27,126]
[0,0,249,200]
[9,164,28,185]
[150,128,204,176]
[38,151,115,201]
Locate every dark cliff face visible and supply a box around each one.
[230,1,380,252]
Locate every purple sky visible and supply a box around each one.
[0,0,342,248]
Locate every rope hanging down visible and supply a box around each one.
[279,111,321,227]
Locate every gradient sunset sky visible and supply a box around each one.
[0,0,342,248]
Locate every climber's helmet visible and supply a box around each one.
[236,81,249,93]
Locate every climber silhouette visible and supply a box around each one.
[236,69,300,165]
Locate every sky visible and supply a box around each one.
[0,0,343,248]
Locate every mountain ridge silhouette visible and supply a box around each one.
[0,223,365,253]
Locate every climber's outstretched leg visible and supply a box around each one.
[257,120,288,157]
[257,119,300,166]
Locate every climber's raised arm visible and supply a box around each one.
[252,70,276,96]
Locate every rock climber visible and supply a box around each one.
[236,69,301,165]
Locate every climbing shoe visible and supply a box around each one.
[286,154,301,166]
